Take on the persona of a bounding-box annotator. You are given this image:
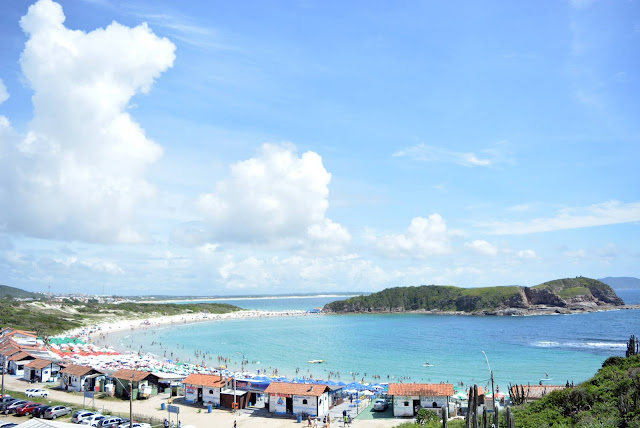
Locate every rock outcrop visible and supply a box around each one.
[323,277,627,316]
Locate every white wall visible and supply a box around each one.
[184,385,197,403]
[393,395,418,417]
[293,395,317,416]
[269,393,288,414]
[420,395,448,409]
[203,387,221,406]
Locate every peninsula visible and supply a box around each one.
[323,276,628,315]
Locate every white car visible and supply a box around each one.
[72,410,99,423]
[119,423,151,428]
[80,414,106,426]
[26,388,49,397]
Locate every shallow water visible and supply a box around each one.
[114,291,640,390]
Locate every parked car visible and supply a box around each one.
[0,398,19,412]
[0,423,18,428]
[81,414,106,426]
[72,410,99,423]
[25,388,49,397]
[4,399,28,414]
[119,423,151,428]
[32,404,52,418]
[98,416,123,427]
[373,398,389,411]
[44,405,72,419]
[15,402,39,416]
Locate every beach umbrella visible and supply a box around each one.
[362,390,374,396]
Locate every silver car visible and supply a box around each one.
[44,405,72,419]
[373,398,388,411]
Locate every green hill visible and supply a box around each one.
[323,277,625,315]
[0,284,41,299]
[513,353,640,427]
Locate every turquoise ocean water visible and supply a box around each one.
[115,290,640,391]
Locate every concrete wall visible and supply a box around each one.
[420,395,448,409]
[393,395,417,417]
[203,387,221,406]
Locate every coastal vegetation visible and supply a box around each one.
[0,295,241,336]
[323,277,625,315]
[512,354,640,427]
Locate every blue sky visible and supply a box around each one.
[0,0,638,296]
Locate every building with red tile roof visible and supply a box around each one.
[111,369,161,400]
[182,373,228,407]
[23,358,63,383]
[388,383,455,417]
[60,364,104,393]
[265,382,331,417]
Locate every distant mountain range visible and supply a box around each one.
[323,277,627,316]
[599,277,640,290]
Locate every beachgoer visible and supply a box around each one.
[313,417,318,427]
[308,415,312,426]
[164,419,169,428]
[233,421,237,428]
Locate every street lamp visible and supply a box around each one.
[481,351,496,426]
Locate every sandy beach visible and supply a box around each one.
[34,310,408,427]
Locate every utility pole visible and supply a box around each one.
[130,374,134,428]
[1,354,5,398]
[482,351,496,427]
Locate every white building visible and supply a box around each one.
[59,364,104,392]
[23,358,62,383]
[182,373,227,407]
[388,383,454,417]
[264,382,330,417]
[8,351,36,376]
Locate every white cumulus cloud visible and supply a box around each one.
[375,214,452,259]
[0,0,175,243]
[197,143,350,250]
[465,240,498,256]
[517,249,537,259]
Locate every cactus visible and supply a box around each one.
[442,404,448,428]
[482,406,487,428]
[493,405,499,428]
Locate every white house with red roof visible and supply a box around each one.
[182,373,227,406]
[264,382,330,417]
[23,358,63,383]
[388,383,454,417]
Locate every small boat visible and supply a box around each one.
[539,378,553,382]
[307,360,326,364]
[423,364,434,367]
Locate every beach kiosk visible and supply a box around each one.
[264,382,330,417]
[112,368,160,400]
[23,358,62,383]
[182,373,227,407]
[7,351,36,376]
[388,383,454,417]
[60,364,104,392]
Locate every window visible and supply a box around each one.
[302,399,308,404]
[209,389,214,394]
[404,401,409,406]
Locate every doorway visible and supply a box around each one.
[286,397,293,413]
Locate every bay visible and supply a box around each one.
[116,291,640,391]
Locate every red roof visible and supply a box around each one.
[8,351,34,362]
[24,358,59,369]
[265,382,330,397]
[388,383,454,397]
[182,374,226,388]
[60,364,102,377]
[112,368,157,382]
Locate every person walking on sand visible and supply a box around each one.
[233,421,237,428]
